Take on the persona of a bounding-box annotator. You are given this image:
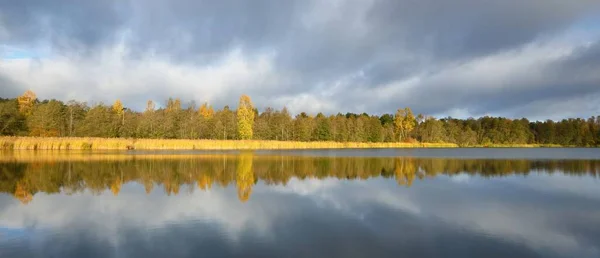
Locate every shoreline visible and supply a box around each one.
[0,136,574,150]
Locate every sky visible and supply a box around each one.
[1,0,600,120]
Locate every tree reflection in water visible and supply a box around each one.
[1,151,598,203]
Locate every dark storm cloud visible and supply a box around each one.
[270,0,600,86]
[0,0,599,118]
[121,0,307,64]
[483,42,600,117]
[365,0,598,58]
[0,75,22,98]
[0,0,128,52]
[399,41,600,118]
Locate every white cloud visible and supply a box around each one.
[0,42,279,110]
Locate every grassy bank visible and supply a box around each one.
[0,136,460,150]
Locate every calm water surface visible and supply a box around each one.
[1,148,599,258]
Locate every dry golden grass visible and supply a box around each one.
[0,136,459,150]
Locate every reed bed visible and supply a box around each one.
[0,136,459,150]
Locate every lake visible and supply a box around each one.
[1,148,599,258]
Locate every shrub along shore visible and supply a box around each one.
[0,136,570,150]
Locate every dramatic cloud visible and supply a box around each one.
[1,0,599,119]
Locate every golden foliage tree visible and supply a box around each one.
[113,99,125,126]
[394,107,416,142]
[237,95,255,140]
[17,90,37,116]
[199,102,215,119]
[112,99,124,115]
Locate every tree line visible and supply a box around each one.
[1,90,599,146]
[3,154,599,204]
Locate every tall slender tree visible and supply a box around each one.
[112,99,125,126]
[237,95,255,140]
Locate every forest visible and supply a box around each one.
[1,90,599,146]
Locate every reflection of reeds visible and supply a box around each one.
[0,136,459,150]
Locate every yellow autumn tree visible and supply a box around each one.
[237,95,255,140]
[199,102,214,118]
[17,90,37,116]
[112,99,125,126]
[112,99,124,114]
[394,107,416,142]
[236,151,254,202]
